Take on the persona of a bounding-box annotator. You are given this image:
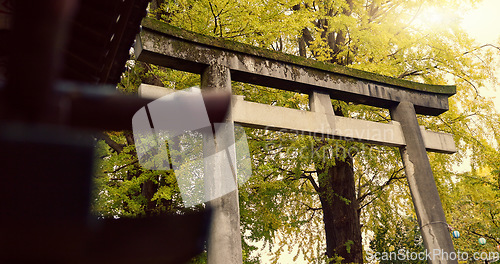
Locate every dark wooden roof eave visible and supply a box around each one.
[61,0,151,85]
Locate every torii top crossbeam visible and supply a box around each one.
[136,18,455,116]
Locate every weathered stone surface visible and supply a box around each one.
[136,18,455,116]
[139,84,456,154]
[139,18,455,95]
[391,102,457,264]
[200,65,243,264]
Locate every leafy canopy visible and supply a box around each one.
[93,0,500,262]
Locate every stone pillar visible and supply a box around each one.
[201,64,243,264]
[309,91,334,114]
[390,101,457,264]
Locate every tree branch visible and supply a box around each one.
[358,167,405,205]
[463,44,500,56]
[300,201,322,211]
[397,69,423,79]
[103,160,139,174]
[303,173,320,193]
[301,27,314,47]
[208,1,219,35]
[96,132,124,154]
[278,167,321,192]
[467,229,500,245]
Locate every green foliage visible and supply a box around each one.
[92,131,184,218]
[446,168,500,256]
[92,53,202,218]
[158,0,309,49]
[91,0,500,263]
[369,216,426,264]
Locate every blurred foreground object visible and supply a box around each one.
[0,1,229,263]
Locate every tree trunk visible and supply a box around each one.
[298,2,361,260]
[142,179,158,216]
[317,156,363,263]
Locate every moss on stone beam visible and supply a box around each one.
[140,17,456,96]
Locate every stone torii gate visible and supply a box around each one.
[135,17,458,264]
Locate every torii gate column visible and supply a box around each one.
[201,64,243,264]
[390,101,457,264]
